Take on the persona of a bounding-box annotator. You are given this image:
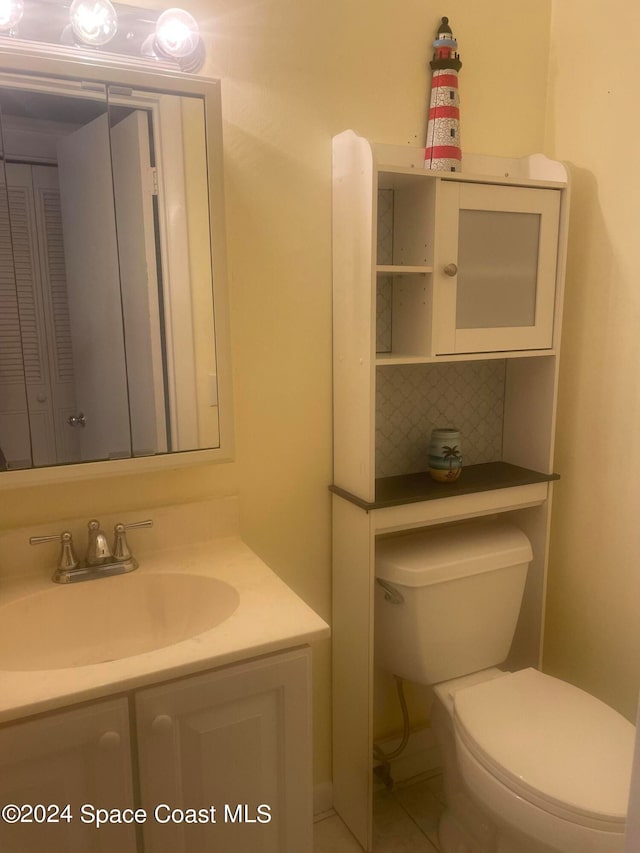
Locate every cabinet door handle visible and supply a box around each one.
[98,731,121,751]
[444,263,458,277]
[151,714,173,734]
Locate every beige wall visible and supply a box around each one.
[0,0,553,789]
[543,0,640,722]
[197,0,552,781]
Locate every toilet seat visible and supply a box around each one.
[452,668,635,830]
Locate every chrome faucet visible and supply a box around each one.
[86,519,112,566]
[30,519,153,584]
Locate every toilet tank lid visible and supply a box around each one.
[375,519,532,587]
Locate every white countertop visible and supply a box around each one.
[0,536,330,724]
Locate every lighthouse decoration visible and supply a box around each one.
[425,16,462,172]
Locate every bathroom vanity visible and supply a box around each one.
[0,499,329,853]
[0,33,330,853]
[331,131,570,849]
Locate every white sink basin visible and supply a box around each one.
[0,572,240,670]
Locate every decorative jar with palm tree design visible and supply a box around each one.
[428,428,463,482]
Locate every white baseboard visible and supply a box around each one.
[374,725,441,784]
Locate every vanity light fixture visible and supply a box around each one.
[0,0,24,32]
[69,0,117,46]
[155,7,199,58]
[141,5,204,72]
[0,0,206,72]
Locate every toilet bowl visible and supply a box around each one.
[433,668,634,853]
[374,519,636,853]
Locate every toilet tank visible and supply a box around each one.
[375,518,532,685]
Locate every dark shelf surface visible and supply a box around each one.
[330,461,559,511]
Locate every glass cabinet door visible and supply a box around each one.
[433,181,561,354]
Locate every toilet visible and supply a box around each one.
[375,518,635,853]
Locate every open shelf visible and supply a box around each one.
[375,349,556,366]
[376,265,432,275]
[330,461,559,511]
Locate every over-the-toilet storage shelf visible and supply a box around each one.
[330,129,569,851]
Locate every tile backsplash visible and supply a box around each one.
[376,189,393,353]
[376,360,506,478]
[376,276,393,353]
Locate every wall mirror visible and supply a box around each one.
[0,50,232,485]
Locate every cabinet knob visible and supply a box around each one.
[151,714,173,734]
[444,263,458,277]
[98,731,121,751]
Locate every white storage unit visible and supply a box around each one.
[331,130,570,850]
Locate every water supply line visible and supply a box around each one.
[373,675,411,789]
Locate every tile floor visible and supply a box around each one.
[314,772,445,852]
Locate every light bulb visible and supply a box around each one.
[0,0,23,32]
[155,8,200,59]
[70,0,118,46]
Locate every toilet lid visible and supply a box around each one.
[453,668,635,826]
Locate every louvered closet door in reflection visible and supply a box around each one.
[0,172,32,469]
[1,164,81,468]
[30,166,81,464]
[6,164,57,467]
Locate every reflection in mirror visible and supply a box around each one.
[107,86,219,457]
[0,74,221,472]
[0,84,132,468]
[0,103,30,471]
[56,86,132,464]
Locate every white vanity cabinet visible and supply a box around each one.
[0,647,312,853]
[136,647,312,853]
[0,697,136,853]
[331,131,569,850]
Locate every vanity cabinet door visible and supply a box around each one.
[0,697,136,853]
[433,181,561,354]
[135,647,312,853]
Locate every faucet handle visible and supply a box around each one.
[29,531,80,573]
[113,519,153,562]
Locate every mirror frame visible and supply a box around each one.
[0,44,234,488]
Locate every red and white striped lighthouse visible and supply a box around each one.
[425,16,462,172]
